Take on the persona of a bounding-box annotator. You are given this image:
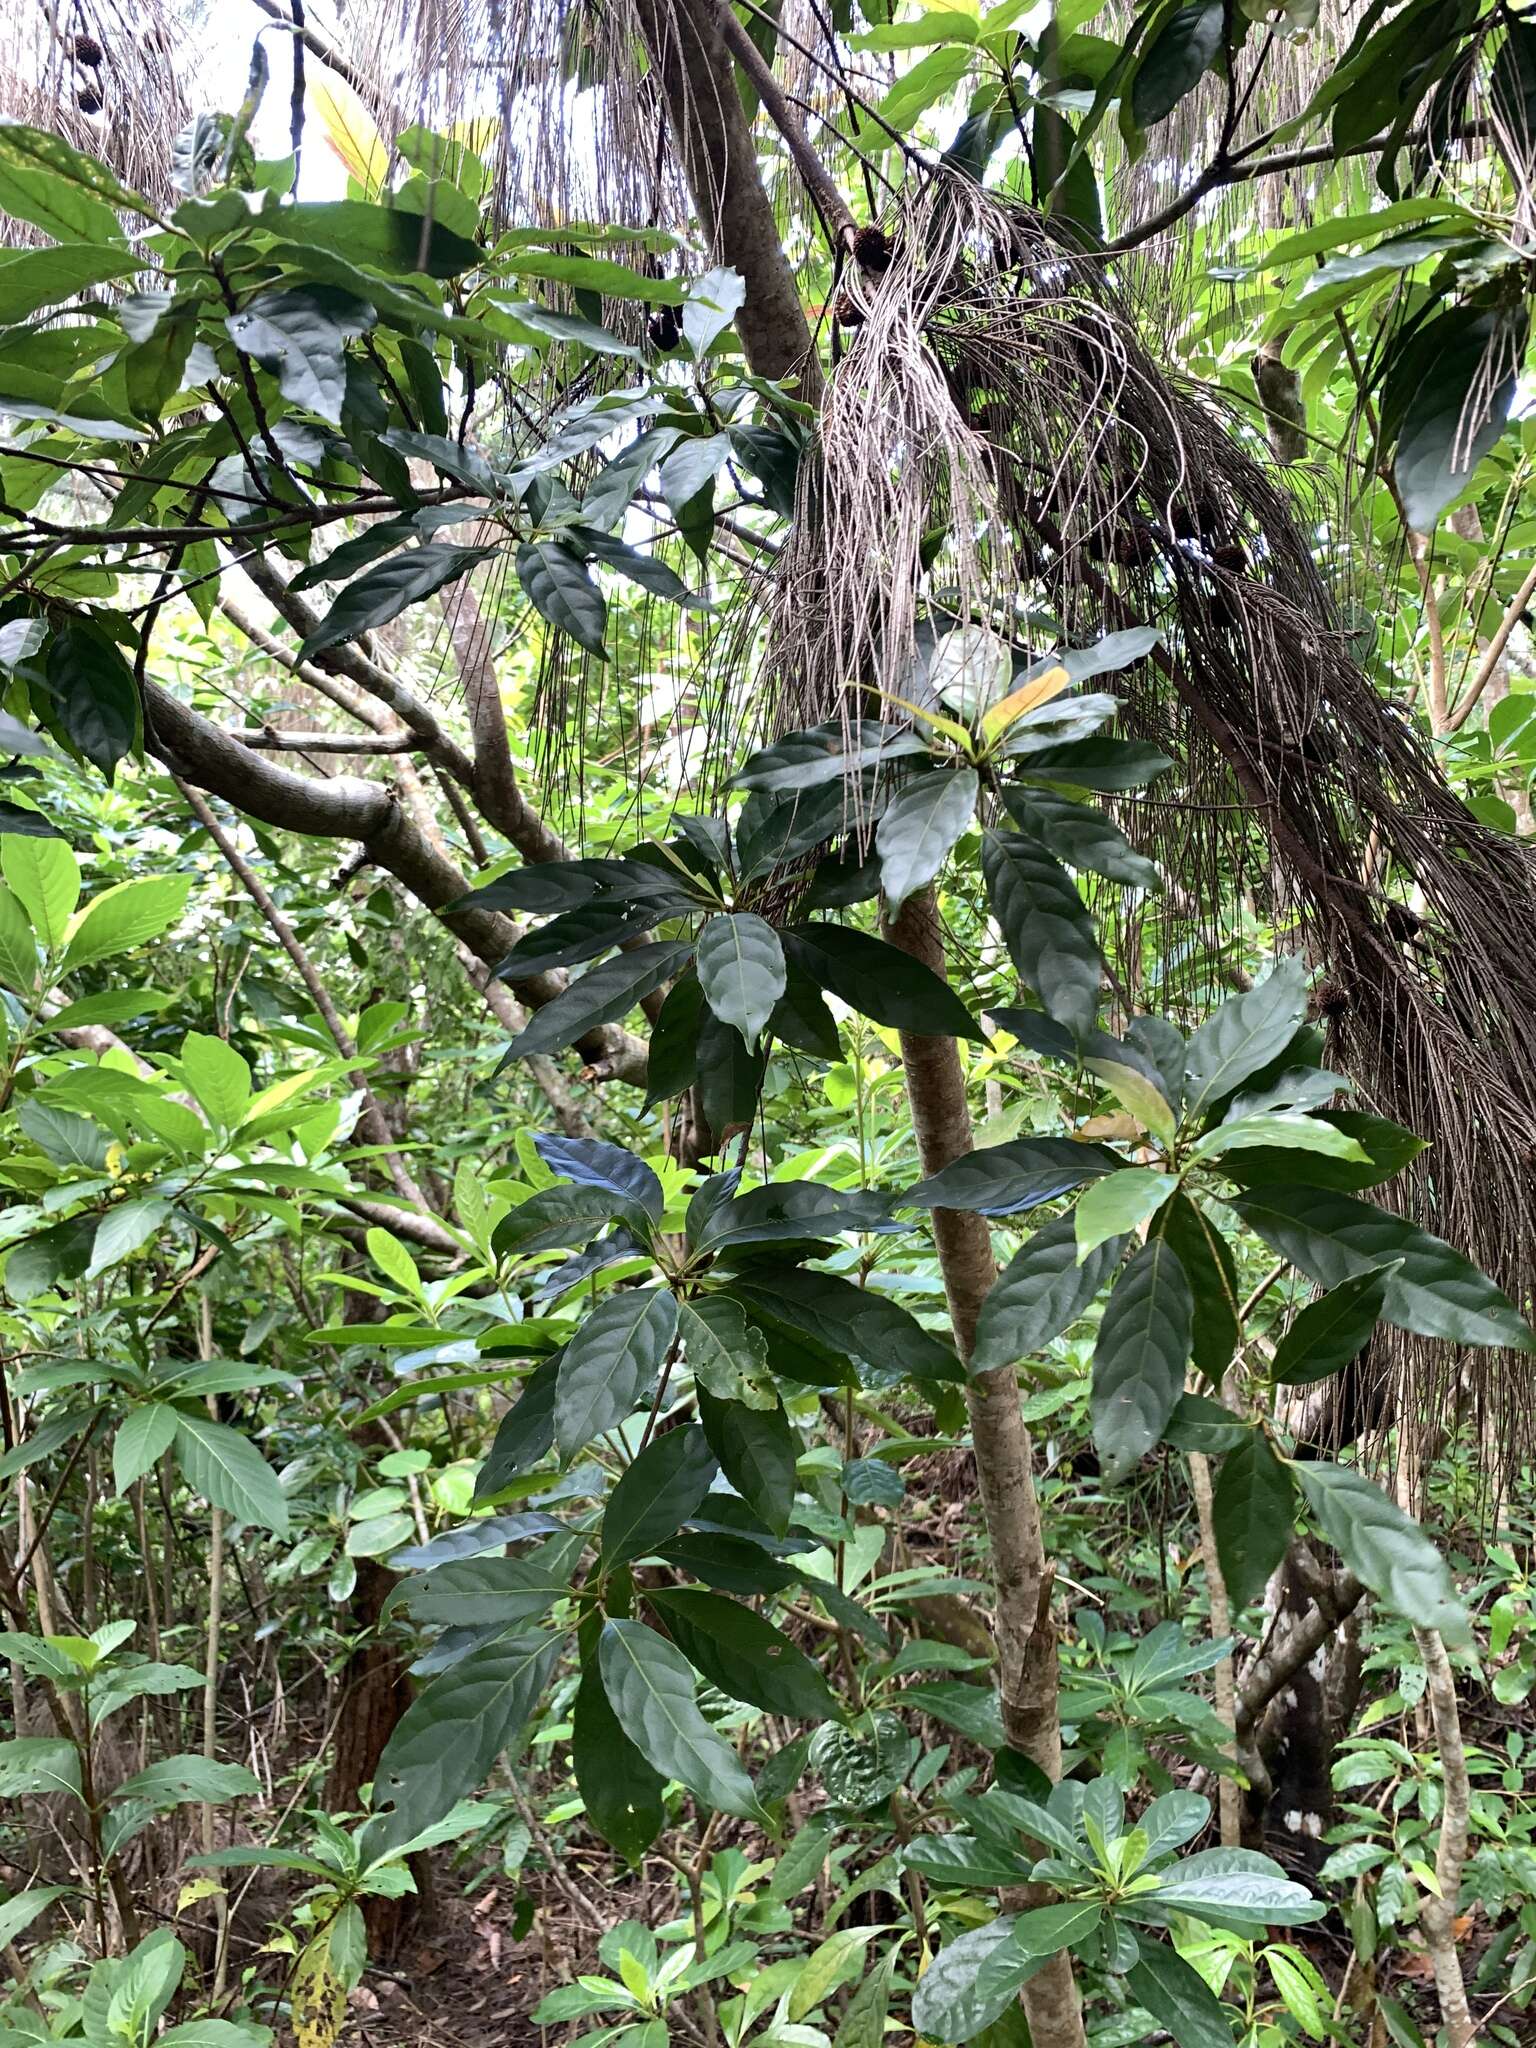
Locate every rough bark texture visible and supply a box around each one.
[631,0,820,397]
[883,889,1085,2048]
[1416,1627,1474,2047]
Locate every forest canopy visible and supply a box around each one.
[3,2,1536,2046]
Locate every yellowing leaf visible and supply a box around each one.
[293,1928,348,2048]
[177,1876,225,1911]
[310,79,388,195]
[980,664,1071,742]
[876,690,975,754]
[1077,1113,1142,1141]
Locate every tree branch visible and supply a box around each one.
[142,682,649,1084]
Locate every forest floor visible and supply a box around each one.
[342,1840,667,2048]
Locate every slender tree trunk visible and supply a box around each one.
[1189,1449,1241,1847]
[1416,1629,1474,2047]
[883,889,1085,2048]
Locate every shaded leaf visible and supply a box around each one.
[1091,1240,1193,1482]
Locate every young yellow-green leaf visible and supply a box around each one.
[1086,1058,1176,1143]
[0,885,38,994]
[2,833,81,948]
[62,875,190,972]
[365,1227,423,1301]
[179,1032,252,1131]
[787,1926,888,2024]
[1075,1169,1179,1259]
[0,244,140,319]
[981,664,1071,742]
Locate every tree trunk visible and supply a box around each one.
[883,889,1085,2048]
[328,1555,424,1956]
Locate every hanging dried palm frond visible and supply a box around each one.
[0,0,194,223]
[767,172,1536,1454]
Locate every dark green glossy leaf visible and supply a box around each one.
[981,830,1102,1040]
[770,962,842,1060]
[902,1137,1118,1217]
[572,1655,665,1864]
[516,540,607,657]
[44,621,139,781]
[1213,1433,1295,1610]
[697,912,786,1049]
[1220,1108,1426,1191]
[1294,1460,1470,1646]
[493,901,655,979]
[225,286,375,424]
[1231,1186,1534,1352]
[725,1266,961,1382]
[697,1006,766,1140]
[1152,1191,1239,1382]
[1183,959,1309,1120]
[555,1288,678,1460]
[1125,1937,1239,2048]
[1014,735,1173,791]
[696,1385,797,1534]
[784,923,984,1041]
[972,1212,1123,1372]
[1162,1392,1250,1454]
[1269,1264,1397,1385]
[536,1134,663,1220]
[1000,786,1159,887]
[696,1183,899,1254]
[1130,0,1224,128]
[734,723,926,794]
[600,1424,717,1566]
[1381,302,1525,532]
[299,543,496,659]
[498,940,694,1066]
[371,1631,560,1851]
[644,968,705,1106]
[1091,1239,1193,1482]
[599,1618,762,1817]
[877,768,979,915]
[650,1587,839,1719]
